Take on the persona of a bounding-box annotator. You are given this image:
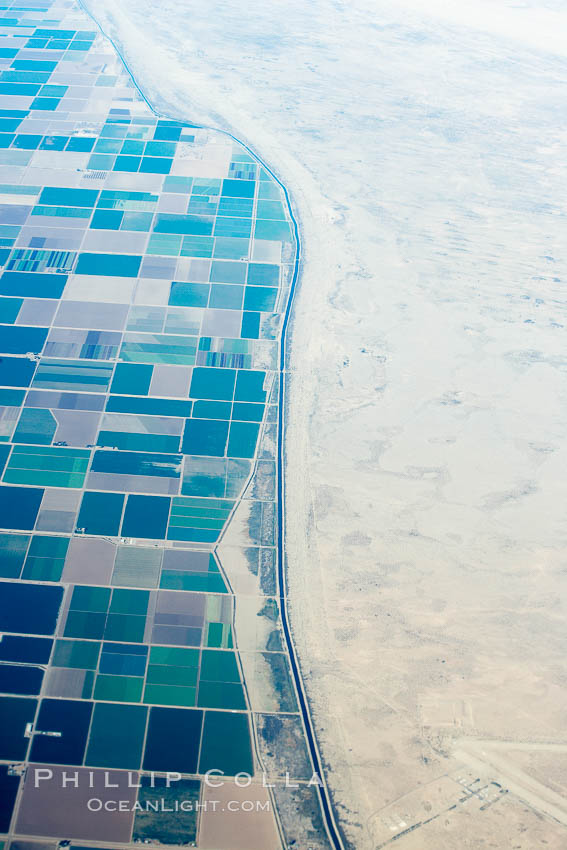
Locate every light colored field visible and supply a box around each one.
[199,782,281,850]
[85,1,567,847]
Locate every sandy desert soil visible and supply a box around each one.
[84,1,567,846]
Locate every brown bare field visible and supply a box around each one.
[16,766,136,842]
[199,781,281,849]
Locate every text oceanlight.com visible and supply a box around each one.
[87,798,270,813]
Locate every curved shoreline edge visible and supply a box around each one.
[76,2,346,847]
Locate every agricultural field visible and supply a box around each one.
[0,1,325,847]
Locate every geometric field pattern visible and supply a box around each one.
[0,1,331,847]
